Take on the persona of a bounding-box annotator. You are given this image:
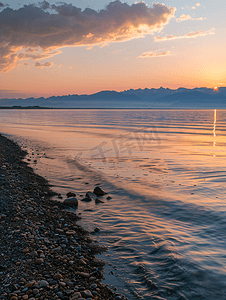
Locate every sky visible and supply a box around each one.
[0,0,225,98]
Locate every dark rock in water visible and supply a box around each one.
[95,198,104,204]
[66,192,76,198]
[94,227,100,232]
[63,197,78,206]
[86,191,96,199]
[93,187,107,196]
[107,196,112,200]
[81,197,92,202]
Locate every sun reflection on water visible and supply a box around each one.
[213,109,217,148]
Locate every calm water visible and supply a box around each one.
[1,109,226,299]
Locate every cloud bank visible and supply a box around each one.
[139,50,170,58]
[154,28,215,41]
[0,0,176,72]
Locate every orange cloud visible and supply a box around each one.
[176,14,193,22]
[139,50,170,58]
[0,1,176,72]
[154,28,215,41]
[176,14,205,22]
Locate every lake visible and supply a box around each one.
[1,109,226,299]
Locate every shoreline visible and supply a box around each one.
[0,134,126,300]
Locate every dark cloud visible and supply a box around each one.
[0,1,176,72]
[35,61,53,67]
[39,1,50,10]
[51,3,83,18]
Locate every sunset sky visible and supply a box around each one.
[0,0,225,98]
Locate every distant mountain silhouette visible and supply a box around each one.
[157,90,226,102]
[1,87,226,108]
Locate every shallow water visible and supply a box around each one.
[1,109,226,299]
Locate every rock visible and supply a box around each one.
[93,187,107,196]
[22,248,29,253]
[66,192,76,198]
[81,290,93,298]
[65,289,72,294]
[107,196,112,200]
[63,197,78,206]
[36,258,43,264]
[94,227,100,232]
[53,247,61,252]
[24,282,35,288]
[80,272,90,278]
[22,295,28,300]
[81,197,92,202]
[71,292,82,299]
[30,251,38,257]
[33,289,39,295]
[95,198,104,204]
[90,283,97,289]
[53,273,63,280]
[59,282,66,287]
[89,276,96,281]
[56,228,64,234]
[26,207,33,212]
[39,280,49,287]
[65,230,76,235]
[86,191,96,199]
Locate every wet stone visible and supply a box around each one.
[30,251,38,257]
[90,283,97,289]
[33,288,39,295]
[39,280,49,287]
[53,273,63,280]
[66,192,76,198]
[36,258,43,264]
[81,290,93,298]
[93,187,107,196]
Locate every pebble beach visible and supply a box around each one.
[0,134,126,300]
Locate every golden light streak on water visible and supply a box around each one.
[213,109,217,149]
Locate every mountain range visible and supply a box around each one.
[1,87,226,108]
